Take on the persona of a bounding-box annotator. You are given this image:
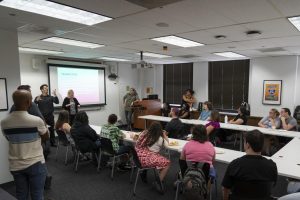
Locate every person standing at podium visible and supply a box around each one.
[123,88,139,130]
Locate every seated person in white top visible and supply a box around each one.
[258,108,281,129]
[280,108,298,131]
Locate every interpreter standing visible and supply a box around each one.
[34,84,59,147]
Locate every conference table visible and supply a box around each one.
[139,115,300,151]
[90,125,300,180]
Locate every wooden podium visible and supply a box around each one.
[133,99,161,129]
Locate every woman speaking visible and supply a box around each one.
[62,89,80,125]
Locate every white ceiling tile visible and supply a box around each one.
[121,9,198,35]
[271,0,300,17]
[205,0,281,23]
[52,0,146,18]
[205,25,249,42]
[155,0,236,29]
[178,30,231,45]
[244,18,300,38]
[69,27,138,44]
[94,18,163,38]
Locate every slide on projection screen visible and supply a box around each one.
[48,64,106,107]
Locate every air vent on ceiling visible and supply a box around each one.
[18,24,51,34]
[259,47,286,53]
[178,55,199,59]
[125,0,183,9]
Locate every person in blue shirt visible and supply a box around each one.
[199,101,212,121]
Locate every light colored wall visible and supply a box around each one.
[249,56,299,116]
[0,29,21,184]
[193,56,300,117]
[193,62,209,105]
[19,54,140,125]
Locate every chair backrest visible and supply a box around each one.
[56,129,69,144]
[231,180,274,199]
[100,137,115,155]
[131,148,142,169]
[209,128,220,146]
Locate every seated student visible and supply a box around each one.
[258,109,281,156]
[280,108,298,131]
[205,110,221,145]
[180,125,216,177]
[135,122,170,193]
[205,110,220,135]
[165,108,185,139]
[229,106,248,125]
[258,108,281,129]
[100,114,132,169]
[71,111,100,163]
[199,101,213,121]
[222,130,278,200]
[55,110,74,146]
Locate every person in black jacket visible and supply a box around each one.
[62,89,80,125]
[34,84,59,147]
[71,111,100,163]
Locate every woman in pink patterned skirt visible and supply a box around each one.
[135,122,170,182]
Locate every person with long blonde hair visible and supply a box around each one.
[62,89,80,125]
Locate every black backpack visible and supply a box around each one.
[182,165,208,199]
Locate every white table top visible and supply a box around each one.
[91,124,300,180]
[139,115,300,138]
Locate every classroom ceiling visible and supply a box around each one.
[1,0,300,63]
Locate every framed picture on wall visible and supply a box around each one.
[262,80,282,105]
[0,78,8,111]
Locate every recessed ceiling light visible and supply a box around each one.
[0,0,112,25]
[42,37,104,48]
[136,52,171,58]
[246,30,262,38]
[151,35,204,47]
[156,22,169,27]
[214,52,246,58]
[288,16,300,31]
[215,35,226,40]
[100,57,130,62]
[19,47,64,55]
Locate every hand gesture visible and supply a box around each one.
[52,89,57,96]
[280,116,285,121]
[36,96,42,101]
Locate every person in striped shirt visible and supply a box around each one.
[1,90,49,200]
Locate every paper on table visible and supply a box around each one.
[216,149,225,154]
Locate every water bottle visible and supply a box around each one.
[225,115,228,123]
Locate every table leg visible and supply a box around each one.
[144,119,147,130]
[240,133,243,151]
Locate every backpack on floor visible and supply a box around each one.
[182,166,207,199]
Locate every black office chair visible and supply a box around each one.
[208,128,221,146]
[230,180,277,200]
[55,130,73,165]
[72,136,100,173]
[97,137,129,180]
[130,148,163,195]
